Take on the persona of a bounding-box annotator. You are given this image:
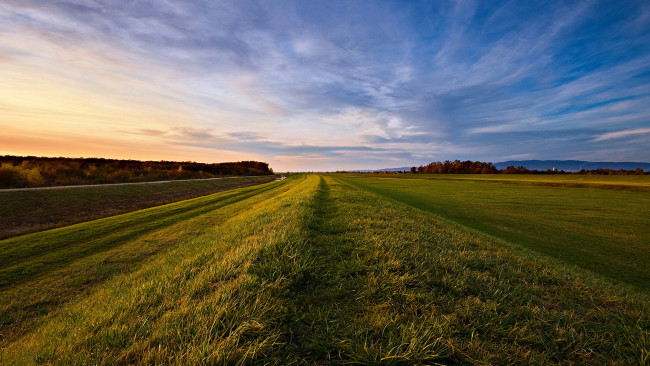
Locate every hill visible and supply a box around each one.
[375,166,412,172]
[494,160,650,172]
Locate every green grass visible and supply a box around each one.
[405,173,650,185]
[0,175,277,239]
[462,174,650,192]
[1,174,648,364]
[337,173,650,291]
[0,178,289,343]
[360,173,650,192]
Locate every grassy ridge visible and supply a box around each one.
[0,181,281,287]
[1,174,648,364]
[0,178,292,344]
[0,175,276,239]
[339,174,650,291]
[1,174,316,364]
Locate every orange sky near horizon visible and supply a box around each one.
[0,29,266,165]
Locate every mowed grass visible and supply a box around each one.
[0,175,276,239]
[0,178,289,342]
[401,173,650,188]
[0,174,648,364]
[338,173,650,291]
[422,173,650,193]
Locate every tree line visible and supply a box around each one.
[406,160,647,175]
[0,156,273,188]
[411,160,499,174]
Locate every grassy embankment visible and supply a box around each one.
[0,175,276,239]
[1,174,648,364]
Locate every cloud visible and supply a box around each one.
[593,128,650,141]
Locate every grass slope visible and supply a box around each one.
[0,175,276,239]
[0,174,648,364]
[339,174,650,292]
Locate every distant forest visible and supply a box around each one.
[408,160,647,175]
[0,156,273,188]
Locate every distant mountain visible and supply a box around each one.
[348,167,411,173]
[493,160,650,172]
[375,167,412,172]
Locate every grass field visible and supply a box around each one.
[1,174,648,364]
[361,173,650,192]
[339,173,650,291]
[0,175,276,239]
[404,173,650,186]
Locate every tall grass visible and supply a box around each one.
[0,174,648,364]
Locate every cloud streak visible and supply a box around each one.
[594,128,650,141]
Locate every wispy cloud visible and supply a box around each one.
[594,128,650,141]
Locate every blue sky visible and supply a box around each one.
[1,0,649,171]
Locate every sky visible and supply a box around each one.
[1,0,649,171]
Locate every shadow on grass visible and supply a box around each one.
[272,177,463,364]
